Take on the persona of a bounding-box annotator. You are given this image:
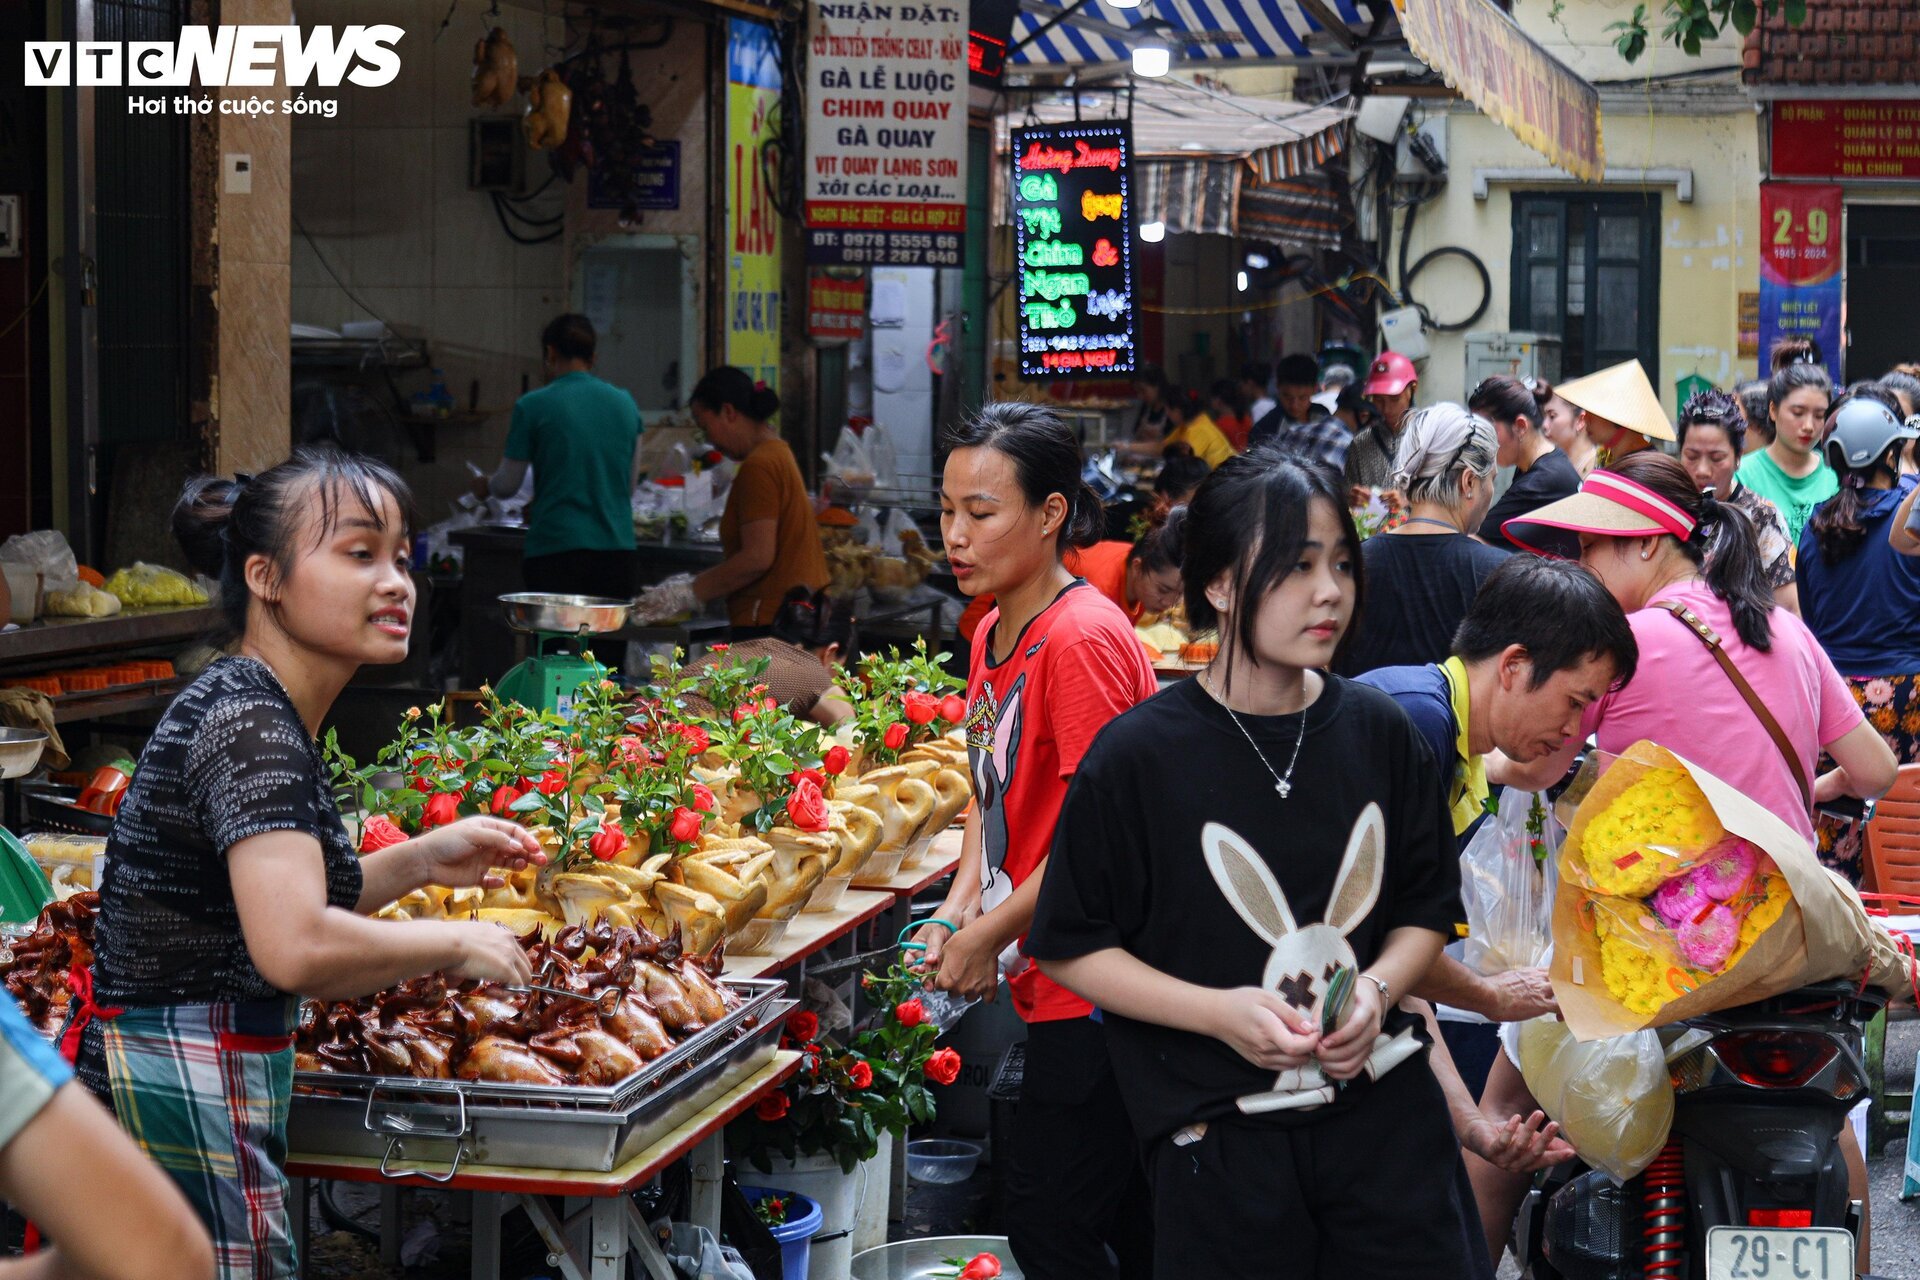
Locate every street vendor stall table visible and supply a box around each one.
[0,605,217,723]
[287,1051,801,1280]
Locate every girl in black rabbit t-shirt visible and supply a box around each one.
[1029,451,1475,1280]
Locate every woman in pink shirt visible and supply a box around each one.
[1502,450,1894,839]
[1477,451,1898,1269]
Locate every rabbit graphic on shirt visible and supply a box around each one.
[1202,803,1424,1114]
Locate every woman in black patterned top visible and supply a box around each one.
[74,448,543,1278]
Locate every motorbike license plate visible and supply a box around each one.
[1706,1226,1852,1280]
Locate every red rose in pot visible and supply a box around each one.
[753,1091,791,1122]
[902,691,939,726]
[359,814,408,853]
[883,722,909,751]
[421,792,462,829]
[668,806,703,845]
[939,694,967,724]
[822,744,852,776]
[786,777,830,833]
[588,826,626,862]
[489,783,526,817]
[924,1047,962,1086]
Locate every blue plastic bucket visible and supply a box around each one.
[742,1186,824,1280]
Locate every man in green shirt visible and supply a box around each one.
[475,314,642,593]
[1735,361,1834,543]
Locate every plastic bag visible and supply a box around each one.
[1461,788,1561,975]
[663,1222,755,1280]
[1517,1019,1673,1182]
[105,562,208,608]
[0,530,78,593]
[44,583,122,618]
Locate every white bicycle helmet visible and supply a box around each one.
[1823,397,1918,473]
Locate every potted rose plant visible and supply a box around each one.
[727,966,963,1277]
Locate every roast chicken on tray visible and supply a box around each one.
[295,920,741,1088]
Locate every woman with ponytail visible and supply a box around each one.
[1503,451,1895,850]
[1336,404,1507,675]
[1483,450,1898,1267]
[1797,397,1920,877]
[917,402,1157,1280]
[636,367,828,635]
[80,448,543,1277]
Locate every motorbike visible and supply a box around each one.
[1514,979,1884,1280]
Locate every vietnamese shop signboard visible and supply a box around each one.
[1011,121,1136,379]
[727,20,782,385]
[1771,101,1920,181]
[1758,183,1842,381]
[1395,0,1603,183]
[805,0,969,267]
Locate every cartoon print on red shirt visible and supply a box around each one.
[965,673,1024,910]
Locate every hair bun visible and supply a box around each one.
[171,474,241,578]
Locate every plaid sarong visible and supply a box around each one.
[100,1000,300,1279]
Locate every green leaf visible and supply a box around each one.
[1730,0,1756,34]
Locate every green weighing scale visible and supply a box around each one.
[494,592,633,716]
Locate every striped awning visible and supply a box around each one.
[1239,172,1347,250]
[1010,0,1372,67]
[996,77,1352,183]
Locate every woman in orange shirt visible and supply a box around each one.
[958,523,1183,642]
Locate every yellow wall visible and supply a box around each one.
[1396,3,1759,405]
[1402,105,1761,405]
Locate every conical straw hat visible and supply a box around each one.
[1555,359,1675,442]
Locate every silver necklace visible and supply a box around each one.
[1200,671,1307,798]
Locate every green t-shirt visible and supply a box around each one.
[1735,447,1837,546]
[505,371,642,558]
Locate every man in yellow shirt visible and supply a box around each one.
[1162,391,1236,468]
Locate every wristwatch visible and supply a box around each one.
[1360,973,1390,1004]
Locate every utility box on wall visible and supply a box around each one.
[1463,331,1562,391]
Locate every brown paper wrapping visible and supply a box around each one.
[1551,741,1911,1040]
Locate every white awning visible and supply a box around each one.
[998,77,1352,182]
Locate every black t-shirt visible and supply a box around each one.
[1335,532,1510,677]
[1479,449,1582,551]
[92,656,364,1007]
[1028,675,1459,1143]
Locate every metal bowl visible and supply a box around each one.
[0,727,49,780]
[498,592,633,635]
[854,1237,1020,1280]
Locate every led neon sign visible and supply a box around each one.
[1011,121,1136,378]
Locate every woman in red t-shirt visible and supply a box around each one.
[920,402,1158,1280]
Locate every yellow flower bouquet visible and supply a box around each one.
[1551,743,1909,1039]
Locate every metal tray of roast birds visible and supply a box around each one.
[287,979,789,1177]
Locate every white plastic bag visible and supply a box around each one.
[0,530,78,593]
[1461,788,1562,975]
[664,1222,755,1280]
[1517,1019,1673,1182]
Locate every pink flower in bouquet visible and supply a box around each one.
[1652,873,1710,930]
[1678,904,1741,971]
[1692,837,1759,901]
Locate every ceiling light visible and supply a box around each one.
[1245,251,1271,270]
[1236,270,1249,292]
[1105,0,1145,8]
[1139,220,1165,243]
[1131,22,1171,78]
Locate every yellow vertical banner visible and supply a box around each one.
[726,19,782,386]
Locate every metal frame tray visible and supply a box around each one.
[287,977,789,1176]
